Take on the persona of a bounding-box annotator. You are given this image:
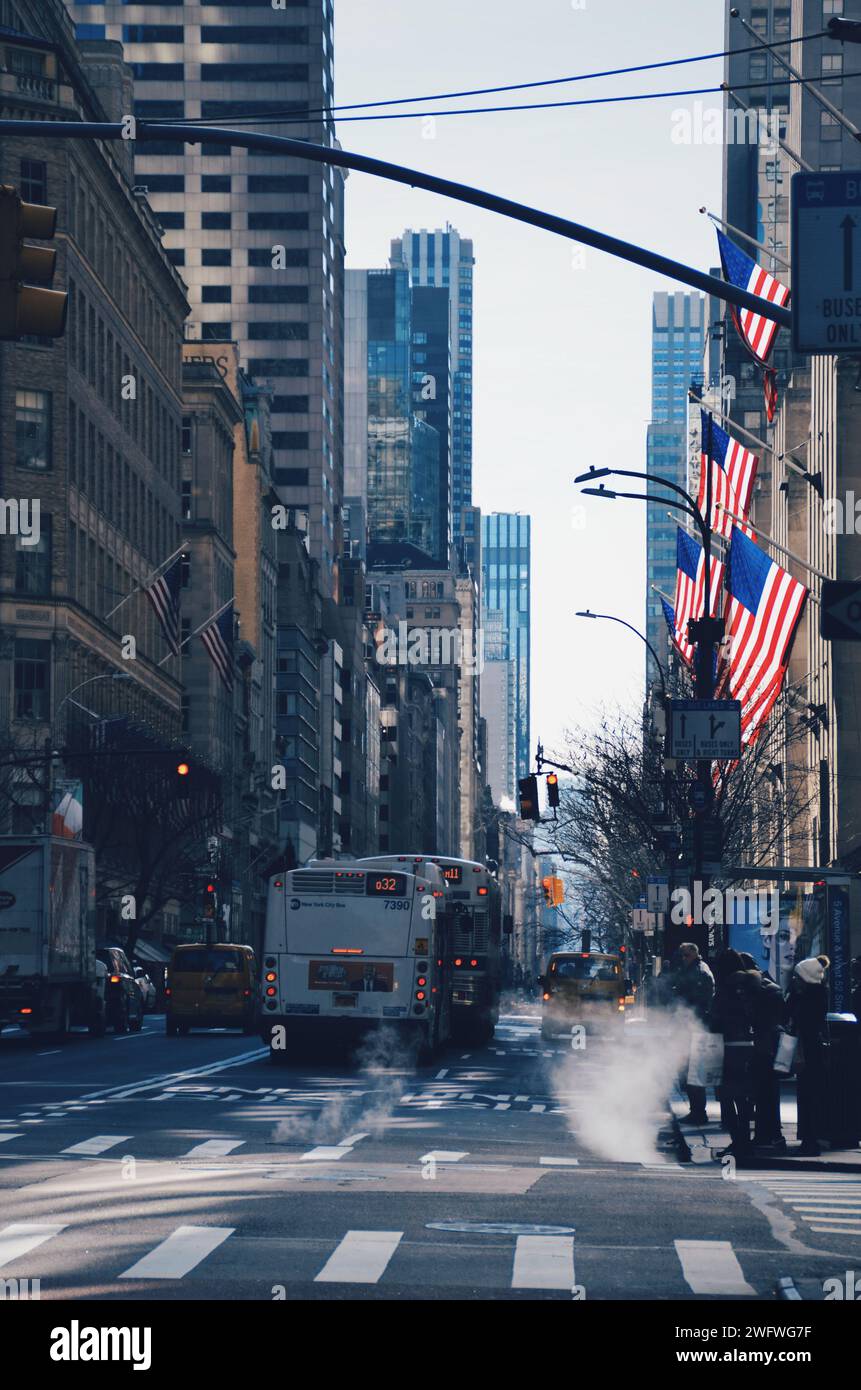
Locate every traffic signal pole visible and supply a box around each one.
[0,119,793,330]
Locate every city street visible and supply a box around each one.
[1,1013,858,1302]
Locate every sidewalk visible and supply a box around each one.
[669,1081,861,1171]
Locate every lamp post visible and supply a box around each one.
[574,608,669,705]
[45,672,135,831]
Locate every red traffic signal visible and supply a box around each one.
[176,762,190,777]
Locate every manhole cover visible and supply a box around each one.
[425,1221,575,1236]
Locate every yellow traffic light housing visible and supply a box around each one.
[0,185,68,339]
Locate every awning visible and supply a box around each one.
[132,939,172,964]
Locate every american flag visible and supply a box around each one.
[720,526,808,746]
[698,411,758,541]
[200,604,235,691]
[672,527,725,667]
[716,229,790,367]
[144,554,182,656]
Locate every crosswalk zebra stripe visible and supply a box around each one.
[0,1223,66,1270]
[314,1231,403,1284]
[183,1140,244,1158]
[0,1134,23,1145]
[511,1235,575,1290]
[119,1225,234,1280]
[61,1135,131,1156]
[675,1240,755,1296]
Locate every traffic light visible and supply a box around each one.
[542,875,564,907]
[176,761,190,778]
[0,185,67,339]
[518,774,540,822]
[202,881,217,920]
[545,772,560,809]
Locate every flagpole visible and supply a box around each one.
[104,540,190,621]
[714,503,830,585]
[722,89,814,173]
[690,391,812,481]
[158,595,235,668]
[699,207,791,272]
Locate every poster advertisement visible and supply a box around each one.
[308,960,394,992]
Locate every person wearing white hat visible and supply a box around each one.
[787,955,830,1156]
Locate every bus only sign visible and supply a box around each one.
[792,171,861,354]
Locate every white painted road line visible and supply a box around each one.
[119,1225,234,1280]
[337,1133,369,1148]
[80,1047,269,1101]
[61,1135,131,1156]
[810,1225,861,1235]
[0,1133,23,1145]
[315,1231,403,1284]
[300,1146,351,1161]
[183,1139,245,1158]
[0,1223,66,1270]
[420,1150,468,1163]
[675,1240,755,1296]
[539,1156,580,1167]
[435,1069,449,1079]
[511,1235,575,1290]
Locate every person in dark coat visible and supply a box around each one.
[786,955,830,1156]
[672,942,715,1124]
[736,966,788,1150]
[711,949,755,1157]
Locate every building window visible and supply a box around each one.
[202,175,231,193]
[15,390,51,470]
[248,247,309,267]
[139,174,184,193]
[202,211,231,230]
[824,0,843,14]
[200,322,232,341]
[822,53,843,85]
[202,285,232,303]
[15,514,51,597]
[166,248,186,266]
[180,552,190,588]
[821,110,841,141]
[14,639,50,721]
[247,174,309,195]
[249,286,308,304]
[181,479,192,520]
[156,211,185,230]
[19,158,46,204]
[202,249,232,266]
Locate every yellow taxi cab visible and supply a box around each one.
[539,951,626,1038]
[166,943,258,1036]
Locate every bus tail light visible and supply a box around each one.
[165,987,171,998]
[415,990,426,1001]
[19,1006,33,1015]
[266,987,277,998]
[470,959,478,967]
[454,958,462,967]
[542,992,551,1002]
[110,975,121,984]
[417,976,427,987]
[265,971,277,983]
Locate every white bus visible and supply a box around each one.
[261,859,452,1058]
[357,855,502,1041]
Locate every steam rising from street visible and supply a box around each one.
[272,1027,415,1146]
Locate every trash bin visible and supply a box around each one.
[824,1012,861,1148]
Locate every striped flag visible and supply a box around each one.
[199,604,235,691]
[144,554,182,656]
[716,230,790,419]
[720,527,808,746]
[672,527,725,668]
[698,411,758,540]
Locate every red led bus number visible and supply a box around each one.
[377,877,396,892]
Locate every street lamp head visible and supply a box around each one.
[573,466,611,485]
[581,486,617,499]
[575,610,597,619]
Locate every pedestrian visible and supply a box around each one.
[711,949,755,1158]
[671,942,715,1125]
[786,955,830,1157]
[735,966,788,1152]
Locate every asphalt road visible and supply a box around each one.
[1,1009,859,1301]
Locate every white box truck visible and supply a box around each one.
[0,836,105,1038]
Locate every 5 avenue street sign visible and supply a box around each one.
[667,699,741,761]
[791,171,861,354]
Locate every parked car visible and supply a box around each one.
[133,965,158,1013]
[95,946,144,1033]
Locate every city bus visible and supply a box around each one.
[260,859,452,1059]
[357,855,502,1041]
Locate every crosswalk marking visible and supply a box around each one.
[675,1240,755,1296]
[337,1133,369,1148]
[314,1231,403,1284]
[119,1225,234,1280]
[795,1215,861,1226]
[61,1135,131,1156]
[511,1235,575,1290]
[300,1146,351,1161]
[183,1139,244,1158]
[0,1223,66,1270]
[810,1225,861,1235]
[0,1133,23,1145]
[420,1151,468,1163]
[539,1156,580,1167]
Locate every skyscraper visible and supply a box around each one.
[67,1,345,588]
[645,291,705,687]
[481,513,531,795]
[391,227,474,541]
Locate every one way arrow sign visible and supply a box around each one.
[821,579,861,640]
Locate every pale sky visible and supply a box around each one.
[336,0,724,759]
